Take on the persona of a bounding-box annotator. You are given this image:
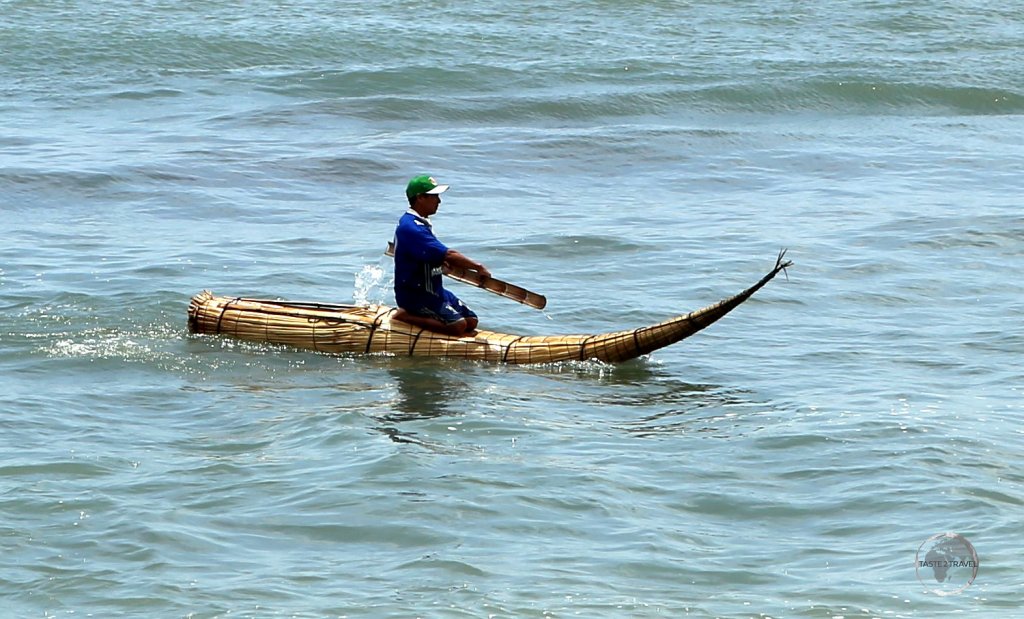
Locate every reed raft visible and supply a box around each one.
[188,252,792,364]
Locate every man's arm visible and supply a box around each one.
[444,249,491,278]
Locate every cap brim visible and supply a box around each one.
[425,184,449,194]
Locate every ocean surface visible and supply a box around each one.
[2,1,1022,616]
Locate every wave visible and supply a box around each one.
[299,78,1024,121]
[681,78,1024,116]
[4,2,1021,119]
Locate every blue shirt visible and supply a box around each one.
[393,211,449,308]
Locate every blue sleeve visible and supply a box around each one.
[396,218,448,264]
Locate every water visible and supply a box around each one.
[2,1,1022,616]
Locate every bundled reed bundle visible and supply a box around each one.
[188,252,792,364]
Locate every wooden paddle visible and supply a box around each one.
[386,242,547,310]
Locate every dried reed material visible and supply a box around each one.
[188,252,792,364]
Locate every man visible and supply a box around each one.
[392,175,491,336]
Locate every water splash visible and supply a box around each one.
[353,264,388,307]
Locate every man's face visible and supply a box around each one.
[416,193,441,217]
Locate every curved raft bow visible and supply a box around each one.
[188,251,793,364]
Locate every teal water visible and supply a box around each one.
[2,1,1022,617]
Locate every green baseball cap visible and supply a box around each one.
[406,175,450,200]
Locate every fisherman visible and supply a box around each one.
[392,175,491,336]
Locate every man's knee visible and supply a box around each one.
[394,308,474,336]
[442,318,470,336]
